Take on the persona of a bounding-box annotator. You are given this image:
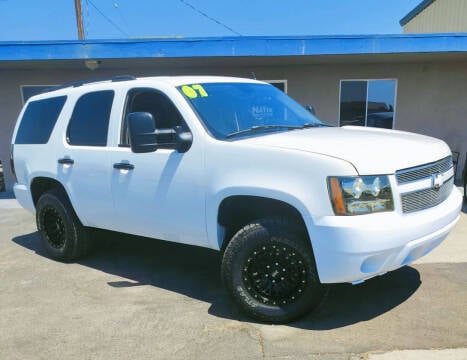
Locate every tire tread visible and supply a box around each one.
[36,188,91,261]
[221,217,323,323]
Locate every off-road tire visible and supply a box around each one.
[36,189,91,262]
[221,217,324,323]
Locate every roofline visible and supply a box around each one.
[25,76,265,102]
[2,33,467,62]
[400,0,435,26]
[0,33,461,45]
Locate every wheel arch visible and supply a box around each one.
[216,194,310,252]
[30,177,70,208]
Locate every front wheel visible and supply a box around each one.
[221,218,324,323]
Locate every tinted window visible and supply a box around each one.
[15,96,67,144]
[67,91,114,146]
[121,89,185,146]
[367,80,396,129]
[178,83,323,140]
[340,80,396,129]
[339,81,366,127]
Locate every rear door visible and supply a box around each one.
[56,90,115,228]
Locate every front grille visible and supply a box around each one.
[396,156,453,184]
[401,176,454,213]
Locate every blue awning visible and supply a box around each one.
[1,34,467,62]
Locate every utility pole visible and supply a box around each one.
[74,0,85,40]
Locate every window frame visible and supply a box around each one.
[262,79,288,93]
[338,78,398,129]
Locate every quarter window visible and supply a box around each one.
[67,90,114,146]
[15,96,67,144]
[339,80,396,129]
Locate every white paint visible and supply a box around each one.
[10,76,464,285]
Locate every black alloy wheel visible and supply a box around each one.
[41,206,67,249]
[242,243,308,306]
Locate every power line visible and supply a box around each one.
[84,0,90,39]
[113,1,129,31]
[178,0,241,36]
[87,0,128,37]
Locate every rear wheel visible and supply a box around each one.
[36,189,90,262]
[221,217,324,323]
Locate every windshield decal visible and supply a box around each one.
[181,84,208,98]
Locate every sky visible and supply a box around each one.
[0,0,423,41]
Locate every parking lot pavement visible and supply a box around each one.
[0,202,466,360]
[367,349,467,360]
[0,191,19,209]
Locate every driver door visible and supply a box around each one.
[109,88,208,247]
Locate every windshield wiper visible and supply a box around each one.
[225,122,334,139]
[226,125,301,138]
[301,122,334,128]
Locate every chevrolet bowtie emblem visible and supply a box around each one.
[431,173,444,190]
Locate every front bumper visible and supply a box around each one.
[307,187,462,284]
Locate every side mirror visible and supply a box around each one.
[128,112,160,153]
[128,112,192,153]
[174,127,193,153]
[305,104,316,115]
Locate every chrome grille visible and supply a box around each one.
[401,177,454,213]
[396,156,453,184]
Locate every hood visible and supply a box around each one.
[240,126,450,175]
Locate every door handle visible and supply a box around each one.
[113,162,134,170]
[58,158,74,165]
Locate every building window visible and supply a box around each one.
[263,80,287,93]
[0,161,5,192]
[339,79,397,129]
[20,85,58,103]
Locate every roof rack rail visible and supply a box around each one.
[42,75,136,93]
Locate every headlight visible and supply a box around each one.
[328,175,394,215]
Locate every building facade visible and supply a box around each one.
[1,34,467,190]
[401,0,467,33]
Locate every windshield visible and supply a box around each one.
[178,82,324,140]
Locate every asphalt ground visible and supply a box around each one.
[0,193,466,359]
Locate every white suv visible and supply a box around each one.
[10,76,462,323]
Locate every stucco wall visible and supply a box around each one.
[1,59,466,191]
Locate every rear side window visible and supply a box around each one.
[15,96,67,144]
[67,90,114,146]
